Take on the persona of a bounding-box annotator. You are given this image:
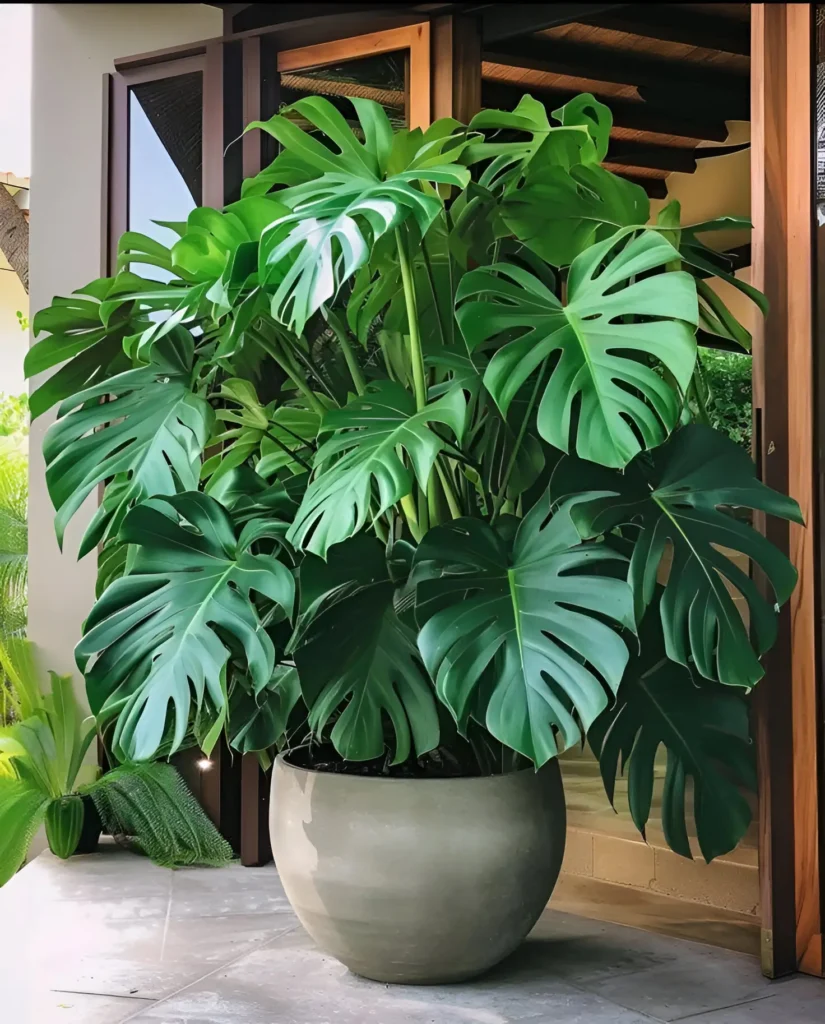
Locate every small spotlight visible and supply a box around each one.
[196,758,214,772]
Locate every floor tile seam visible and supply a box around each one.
[48,988,155,1003]
[668,992,785,1021]
[118,920,303,1022]
[542,975,678,1022]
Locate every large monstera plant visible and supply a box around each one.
[29,92,800,863]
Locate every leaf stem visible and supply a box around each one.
[325,308,367,396]
[395,227,427,412]
[492,361,547,521]
[249,327,326,417]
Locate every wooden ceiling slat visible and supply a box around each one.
[577,4,750,57]
[483,37,750,118]
[539,22,749,72]
[606,143,696,174]
[480,79,730,144]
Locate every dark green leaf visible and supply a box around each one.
[589,603,756,862]
[551,425,802,687]
[413,499,633,765]
[43,331,213,552]
[293,535,439,764]
[457,230,698,469]
[77,492,295,762]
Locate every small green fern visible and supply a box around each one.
[87,762,234,868]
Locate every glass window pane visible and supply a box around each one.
[128,72,202,278]
[280,51,407,131]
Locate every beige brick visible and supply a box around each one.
[593,833,655,890]
[652,847,759,916]
[561,827,593,878]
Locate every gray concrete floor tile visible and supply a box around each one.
[672,980,825,1023]
[6,989,153,1024]
[5,846,824,1024]
[577,953,777,1021]
[133,927,656,1024]
[45,957,206,1001]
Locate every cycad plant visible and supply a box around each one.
[28,93,799,862]
[0,638,233,885]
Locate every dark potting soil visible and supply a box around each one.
[285,745,495,779]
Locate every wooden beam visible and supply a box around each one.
[483,38,750,118]
[481,80,730,143]
[751,1,823,979]
[579,4,750,56]
[432,13,482,122]
[606,142,696,174]
[480,3,625,44]
[786,1,823,979]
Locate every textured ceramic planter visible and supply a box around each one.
[270,754,566,984]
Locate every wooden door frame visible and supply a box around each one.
[276,22,431,129]
[751,1,823,979]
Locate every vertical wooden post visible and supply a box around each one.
[751,1,823,978]
[238,32,274,868]
[431,13,482,123]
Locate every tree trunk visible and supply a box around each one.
[0,185,28,293]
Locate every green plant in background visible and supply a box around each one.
[0,393,28,438]
[697,347,752,449]
[0,638,232,885]
[0,438,27,646]
[28,93,794,863]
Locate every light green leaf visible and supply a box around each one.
[254,97,469,335]
[43,331,214,554]
[288,381,466,557]
[457,230,698,469]
[77,492,295,763]
[499,133,650,265]
[25,274,157,419]
[413,500,633,766]
[0,773,50,886]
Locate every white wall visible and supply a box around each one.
[29,4,222,681]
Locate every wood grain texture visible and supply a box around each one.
[751,1,823,979]
[277,22,431,129]
[751,1,798,980]
[786,1,823,978]
[432,14,482,124]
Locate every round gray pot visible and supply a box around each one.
[269,753,566,985]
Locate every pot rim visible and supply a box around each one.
[276,750,544,783]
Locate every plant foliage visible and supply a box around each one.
[30,93,798,862]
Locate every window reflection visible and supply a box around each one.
[128,72,202,279]
[280,52,407,131]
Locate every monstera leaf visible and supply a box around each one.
[77,492,294,762]
[288,381,466,557]
[24,273,164,419]
[457,230,698,469]
[228,665,302,757]
[589,602,756,862]
[551,425,802,688]
[291,536,439,763]
[499,132,650,266]
[251,97,470,334]
[412,499,634,765]
[43,331,213,553]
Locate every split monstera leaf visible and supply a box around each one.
[28,91,801,862]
